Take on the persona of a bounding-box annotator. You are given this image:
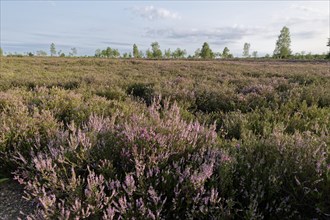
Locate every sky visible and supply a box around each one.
[1,0,329,57]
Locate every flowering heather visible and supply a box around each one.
[0,58,329,219]
[7,96,234,219]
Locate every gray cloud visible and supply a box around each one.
[101,41,132,47]
[262,28,322,41]
[29,31,98,42]
[282,17,328,26]
[39,0,56,7]
[144,26,265,45]
[2,41,73,48]
[130,5,181,21]
[292,30,320,39]
[27,32,132,47]
[290,4,322,14]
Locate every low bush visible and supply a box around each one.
[195,90,236,113]
[95,87,126,101]
[232,129,329,219]
[0,58,329,218]
[126,83,155,106]
[12,99,237,219]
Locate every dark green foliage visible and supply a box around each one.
[50,43,56,57]
[150,42,162,59]
[200,42,214,59]
[172,48,187,59]
[96,87,126,101]
[126,83,155,105]
[222,47,233,58]
[98,47,121,58]
[133,44,140,58]
[233,132,329,218]
[195,90,235,113]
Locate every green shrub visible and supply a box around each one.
[195,90,236,113]
[126,83,154,105]
[95,87,126,101]
[233,129,329,218]
[1,58,329,218]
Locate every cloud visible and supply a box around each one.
[290,4,321,14]
[101,41,132,47]
[272,4,328,27]
[40,0,56,7]
[144,25,265,45]
[292,30,320,39]
[280,16,328,26]
[1,41,73,51]
[130,5,181,20]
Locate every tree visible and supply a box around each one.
[133,44,139,58]
[0,48,3,56]
[252,51,258,58]
[222,47,231,58]
[164,48,171,59]
[172,48,187,59]
[50,43,56,56]
[100,49,107,57]
[36,50,47,56]
[200,42,214,59]
[95,49,101,57]
[139,50,144,58]
[194,48,201,58]
[273,26,292,58]
[151,42,162,58]
[243,43,250,58]
[214,52,222,58]
[122,53,129,58]
[113,49,120,58]
[146,49,153,59]
[69,48,77,57]
[106,47,113,58]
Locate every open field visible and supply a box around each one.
[0,57,329,219]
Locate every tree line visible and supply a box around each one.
[1,26,329,59]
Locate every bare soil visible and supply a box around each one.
[0,180,35,219]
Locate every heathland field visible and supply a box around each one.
[0,57,329,219]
